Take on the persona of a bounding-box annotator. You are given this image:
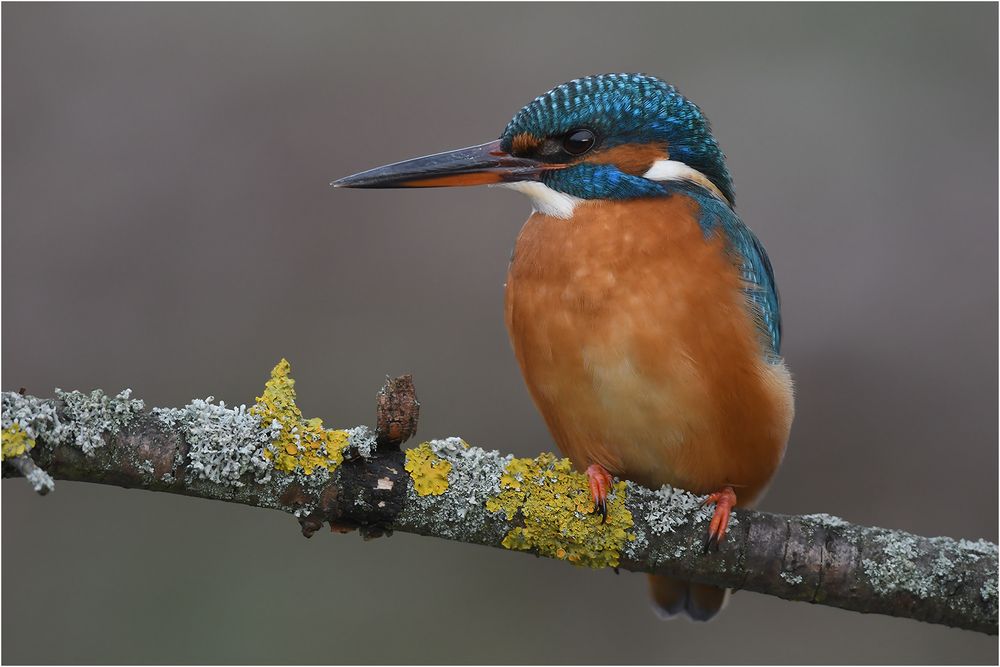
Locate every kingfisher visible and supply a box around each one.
[333,73,794,621]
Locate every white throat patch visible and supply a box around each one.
[642,159,728,203]
[493,181,583,219]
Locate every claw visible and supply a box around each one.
[592,494,607,523]
[701,486,736,553]
[586,463,613,524]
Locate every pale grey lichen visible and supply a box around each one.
[628,527,649,556]
[427,437,470,457]
[957,538,998,559]
[304,465,335,488]
[397,439,512,543]
[931,553,954,578]
[3,388,144,456]
[345,425,378,459]
[3,389,142,490]
[863,533,932,598]
[153,398,277,486]
[55,388,145,455]
[2,391,63,442]
[780,571,804,585]
[861,532,999,613]
[624,482,726,563]
[802,513,849,528]
[646,484,716,535]
[980,578,997,604]
[24,465,55,493]
[427,438,510,522]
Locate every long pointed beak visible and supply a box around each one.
[331,140,547,188]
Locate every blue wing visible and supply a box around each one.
[680,187,783,360]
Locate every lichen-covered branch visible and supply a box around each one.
[2,361,997,635]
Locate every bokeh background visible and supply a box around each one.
[3,3,997,664]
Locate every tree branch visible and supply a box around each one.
[2,369,996,635]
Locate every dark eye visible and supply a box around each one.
[562,128,596,155]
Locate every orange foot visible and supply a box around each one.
[702,486,737,553]
[586,463,614,524]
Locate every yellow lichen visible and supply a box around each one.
[404,442,451,496]
[1,424,34,461]
[485,453,635,568]
[251,359,348,475]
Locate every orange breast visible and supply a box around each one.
[504,197,793,505]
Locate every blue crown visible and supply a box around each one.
[499,73,734,204]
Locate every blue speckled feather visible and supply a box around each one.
[676,184,782,360]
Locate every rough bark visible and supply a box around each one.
[2,383,996,635]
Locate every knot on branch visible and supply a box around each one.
[376,375,419,448]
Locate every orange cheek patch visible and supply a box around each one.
[584,142,670,175]
[511,133,542,154]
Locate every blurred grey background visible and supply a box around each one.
[3,2,997,664]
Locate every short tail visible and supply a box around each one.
[647,574,730,621]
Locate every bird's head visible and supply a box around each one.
[333,73,733,216]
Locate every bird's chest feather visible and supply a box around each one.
[504,197,792,497]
